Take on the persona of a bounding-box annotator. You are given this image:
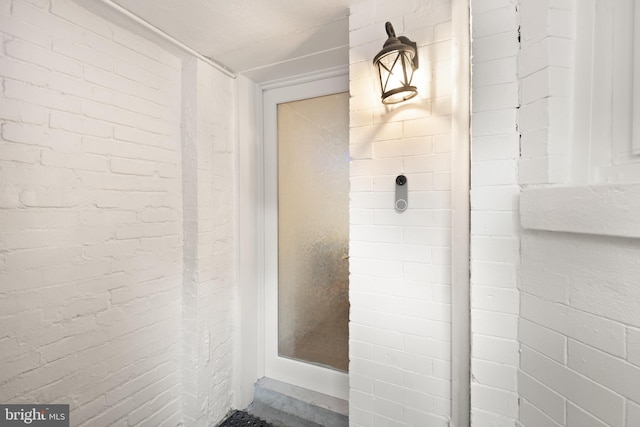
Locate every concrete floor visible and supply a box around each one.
[247,378,348,427]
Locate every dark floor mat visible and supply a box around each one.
[219,410,275,427]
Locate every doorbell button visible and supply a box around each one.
[395,174,408,212]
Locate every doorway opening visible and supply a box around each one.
[262,75,350,400]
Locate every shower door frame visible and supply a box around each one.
[261,73,350,401]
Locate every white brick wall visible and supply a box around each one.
[8,2,639,427]
[0,1,237,426]
[469,0,521,426]
[518,0,573,185]
[348,0,453,425]
[519,228,640,427]
[518,183,640,427]
[181,56,237,426]
[472,2,640,427]
[0,0,184,424]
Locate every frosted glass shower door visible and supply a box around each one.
[263,76,349,400]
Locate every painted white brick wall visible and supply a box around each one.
[349,1,453,425]
[472,2,640,427]
[515,5,640,419]
[469,0,521,426]
[181,56,237,426]
[518,222,640,427]
[0,1,237,426]
[0,0,184,423]
[517,0,574,185]
[0,0,183,423]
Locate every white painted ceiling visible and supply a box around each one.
[108,0,362,82]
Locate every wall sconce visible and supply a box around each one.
[373,22,419,104]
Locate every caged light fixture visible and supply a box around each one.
[373,22,419,104]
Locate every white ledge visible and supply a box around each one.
[520,184,640,238]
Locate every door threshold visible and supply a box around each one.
[247,377,348,427]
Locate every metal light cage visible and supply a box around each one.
[373,22,419,104]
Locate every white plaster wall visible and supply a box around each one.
[348,1,455,425]
[0,1,238,425]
